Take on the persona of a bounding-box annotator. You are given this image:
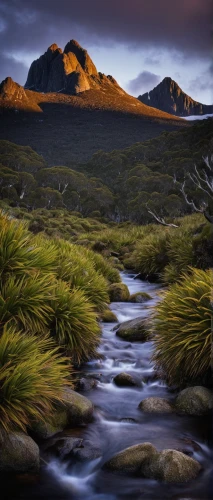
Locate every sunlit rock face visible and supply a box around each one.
[138,77,213,116]
[0,77,28,101]
[24,39,98,95]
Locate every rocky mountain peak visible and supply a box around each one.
[48,43,60,52]
[138,77,213,116]
[25,39,99,94]
[0,77,27,101]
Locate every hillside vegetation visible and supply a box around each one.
[0,119,212,223]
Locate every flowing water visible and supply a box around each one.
[4,272,212,500]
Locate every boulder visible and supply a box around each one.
[129,292,152,303]
[101,308,118,323]
[175,386,213,416]
[63,388,94,425]
[138,397,174,413]
[141,449,201,483]
[113,372,139,387]
[0,432,39,472]
[103,443,157,474]
[116,317,150,341]
[31,408,68,439]
[109,283,130,302]
[92,241,107,252]
[46,437,83,459]
[77,377,97,392]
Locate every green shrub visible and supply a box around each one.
[53,239,109,311]
[49,280,101,364]
[0,273,54,334]
[134,231,170,278]
[0,212,56,281]
[0,324,71,434]
[152,268,212,386]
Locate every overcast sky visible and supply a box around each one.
[0,0,212,103]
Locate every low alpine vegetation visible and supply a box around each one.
[0,211,119,434]
[152,268,212,386]
[0,324,71,434]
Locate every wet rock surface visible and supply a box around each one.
[113,372,140,387]
[138,397,174,413]
[63,388,94,425]
[116,316,150,341]
[141,449,202,483]
[103,442,157,475]
[0,433,39,472]
[175,386,213,415]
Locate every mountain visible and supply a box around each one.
[0,41,187,164]
[24,40,124,95]
[138,77,213,117]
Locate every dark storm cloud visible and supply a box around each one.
[188,65,213,101]
[128,71,161,94]
[0,0,212,83]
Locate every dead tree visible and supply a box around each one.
[180,155,213,224]
[146,154,213,227]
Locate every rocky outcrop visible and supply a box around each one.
[0,432,39,472]
[116,317,150,341]
[64,40,98,76]
[138,77,213,116]
[175,386,213,415]
[24,39,121,96]
[0,77,28,101]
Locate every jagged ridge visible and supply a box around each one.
[138,77,213,116]
[24,39,123,95]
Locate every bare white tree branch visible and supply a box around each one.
[146,205,179,227]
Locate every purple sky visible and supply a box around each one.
[0,0,212,103]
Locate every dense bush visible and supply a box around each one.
[0,211,119,433]
[0,212,115,354]
[0,325,71,434]
[152,268,212,386]
[50,280,101,364]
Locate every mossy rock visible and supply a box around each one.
[31,408,69,439]
[175,386,213,415]
[101,308,118,322]
[92,241,107,252]
[0,432,39,472]
[116,317,150,342]
[103,442,157,475]
[109,283,130,302]
[141,449,201,483]
[129,292,152,303]
[63,388,94,425]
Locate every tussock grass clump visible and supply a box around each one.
[0,273,54,333]
[134,231,170,279]
[50,280,101,364]
[83,248,121,284]
[53,239,110,311]
[152,268,212,386]
[0,325,71,434]
[0,213,57,282]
